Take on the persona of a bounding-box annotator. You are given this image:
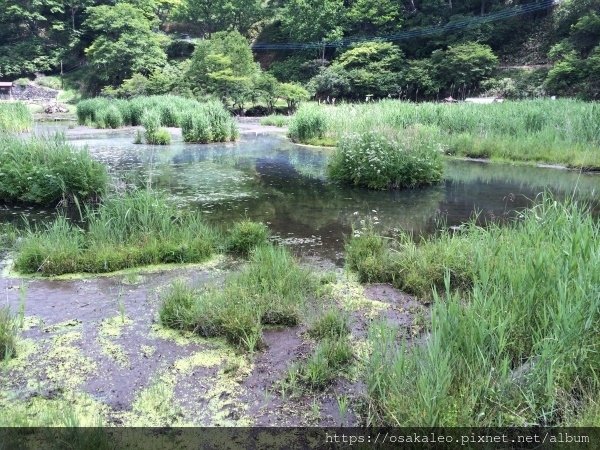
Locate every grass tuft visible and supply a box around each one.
[227,220,269,256]
[0,102,33,132]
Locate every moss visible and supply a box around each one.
[45,331,97,389]
[329,276,388,316]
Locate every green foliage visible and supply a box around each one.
[0,134,108,206]
[84,3,167,88]
[365,198,600,426]
[0,306,18,360]
[260,115,290,127]
[0,102,33,132]
[308,310,350,341]
[141,109,171,145]
[159,245,317,351]
[175,0,262,36]
[294,100,600,169]
[15,191,219,276]
[328,127,444,190]
[288,103,328,143]
[227,221,269,256]
[180,100,238,143]
[277,83,309,110]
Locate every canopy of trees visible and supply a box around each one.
[0,0,597,101]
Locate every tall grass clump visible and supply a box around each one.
[0,102,33,132]
[288,103,328,144]
[181,101,238,143]
[260,115,290,127]
[0,134,108,206]
[159,245,316,352]
[140,110,171,145]
[14,190,219,276]
[328,126,444,190]
[0,306,18,359]
[227,220,269,255]
[292,100,600,169]
[77,95,237,144]
[363,198,600,426]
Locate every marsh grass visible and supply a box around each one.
[159,245,316,352]
[291,100,600,169]
[0,306,18,360]
[0,134,108,206]
[0,102,33,132]
[14,190,219,276]
[260,115,290,127]
[363,198,600,426]
[77,96,237,144]
[227,220,269,255]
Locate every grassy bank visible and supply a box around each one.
[160,244,316,352]
[0,135,108,206]
[289,100,600,169]
[350,198,600,426]
[76,95,238,144]
[14,191,220,276]
[0,102,33,132]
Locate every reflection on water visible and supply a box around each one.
[3,125,600,261]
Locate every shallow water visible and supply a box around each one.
[4,124,600,261]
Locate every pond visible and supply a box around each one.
[3,122,600,262]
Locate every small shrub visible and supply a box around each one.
[227,221,269,255]
[288,103,328,143]
[159,280,198,330]
[299,338,353,389]
[0,307,18,359]
[328,127,444,190]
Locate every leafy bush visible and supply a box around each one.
[328,127,444,190]
[227,221,269,255]
[288,103,328,143]
[0,102,33,132]
[0,135,108,205]
[14,190,219,275]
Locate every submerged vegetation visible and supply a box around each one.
[355,198,600,426]
[77,95,237,144]
[14,191,219,276]
[290,99,600,169]
[0,102,33,133]
[160,245,316,352]
[0,134,108,206]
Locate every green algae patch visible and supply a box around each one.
[42,319,82,334]
[140,344,156,358]
[150,324,210,346]
[330,276,389,316]
[0,392,107,427]
[1,338,37,372]
[98,316,133,368]
[3,254,225,281]
[121,345,252,426]
[46,331,96,389]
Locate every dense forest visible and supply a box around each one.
[0,0,598,104]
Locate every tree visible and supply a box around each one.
[187,31,259,108]
[346,0,404,35]
[279,0,345,43]
[176,0,262,36]
[307,66,351,100]
[430,42,498,97]
[84,3,167,88]
[277,83,309,111]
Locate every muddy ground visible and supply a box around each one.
[0,253,426,427]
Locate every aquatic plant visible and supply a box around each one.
[307,310,350,341]
[288,103,328,144]
[0,306,18,359]
[14,190,219,275]
[361,197,600,426]
[260,115,290,127]
[0,102,33,132]
[0,134,108,205]
[328,126,444,190]
[159,244,316,351]
[291,100,600,169]
[77,95,237,144]
[227,220,269,256]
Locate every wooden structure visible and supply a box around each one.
[0,81,13,99]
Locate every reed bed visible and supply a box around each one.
[76,95,237,144]
[355,197,600,426]
[0,134,108,205]
[290,100,600,169]
[14,190,220,276]
[0,102,33,132]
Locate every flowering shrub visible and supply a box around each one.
[327,126,444,190]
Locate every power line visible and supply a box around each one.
[251,0,557,51]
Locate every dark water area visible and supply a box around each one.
[2,124,599,262]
